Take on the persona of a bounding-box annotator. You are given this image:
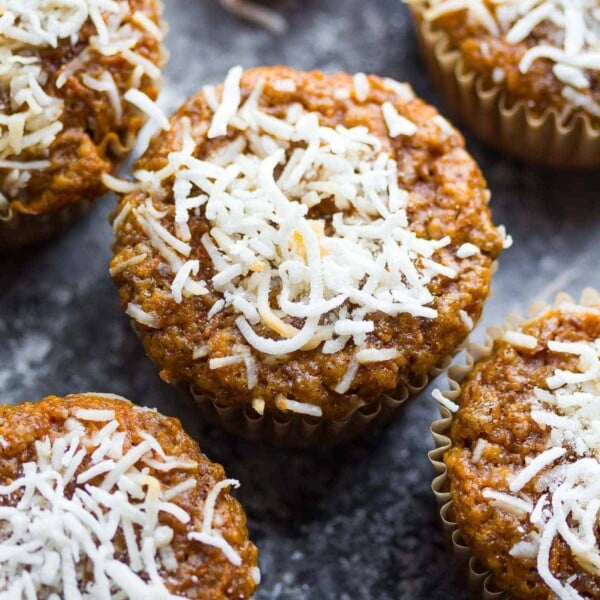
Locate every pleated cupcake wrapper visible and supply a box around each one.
[187,359,451,448]
[408,4,600,168]
[429,287,600,599]
[0,198,95,249]
[130,317,453,447]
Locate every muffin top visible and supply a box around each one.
[0,0,166,220]
[445,302,600,599]
[0,393,259,599]
[411,0,600,120]
[110,65,506,422]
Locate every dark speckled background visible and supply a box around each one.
[1,1,599,598]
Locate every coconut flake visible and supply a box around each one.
[125,303,160,329]
[74,409,115,422]
[208,65,244,139]
[356,348,401,364]
[125,89,170,131]
[353,73,370,102]
[503,331,538,350]
[457,242,480,258]
[381,102,418,137]
[509,446,567,492]
[482,489,533,515]
[459,309,474,330]
[219,0,287,34]
[432,388,459,412]
[275,396,323,417]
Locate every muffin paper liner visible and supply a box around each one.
[0,198,94,249]
[408,4,600,168]
[187,358,450,448]
[429,287,600,599]
[130,318,456,447]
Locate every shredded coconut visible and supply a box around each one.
[353,73,370,102]
[275,396,323,417]
[126,303,160,329]
[504,330,538,350]
[472,438,488,463]
[432,388,459,412]
[457,242,480,258]
[382,101,418,136]
[458,309,474,330]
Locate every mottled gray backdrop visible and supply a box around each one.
[1,1,599,598]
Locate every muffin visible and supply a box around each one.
[430,289,600,599]
[0,0,167,248]
[109,65,507,446]
[406,0,600,167]
[0,393,259,598]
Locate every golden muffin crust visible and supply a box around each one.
[446,307,600,599]
[0,394,259,599]
[110,66,504,422]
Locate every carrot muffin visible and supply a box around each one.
[0,0,167,248]
[406,0,600,166]
[0,393,259,598]
[109,65,507,444]
[442,301,600,598]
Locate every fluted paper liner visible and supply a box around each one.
[188,358,451,447]
[429,288,600,599]
[408,4,600,168]
[0,198,94,249]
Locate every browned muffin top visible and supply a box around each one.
[0,394,259,599]
[110,65,506,422]
[0,0,166,219]
[446,303,600,599]
[410,0,600,121]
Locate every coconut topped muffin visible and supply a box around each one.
[0,0,167,245]
[109,65,506,427]
[410,0,600,120]
[0,393,259,599]
[445,302,600,599]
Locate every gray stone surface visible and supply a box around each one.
[1,0,599,598]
